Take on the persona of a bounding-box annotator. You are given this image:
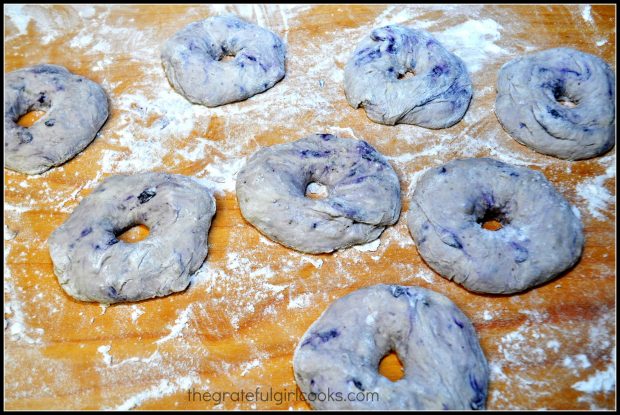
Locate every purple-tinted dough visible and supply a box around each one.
[495,47,615,160]
[407,158,584,294]
[48,172,216,304]
[4,64,109,174]
[235,134,401,253]
[161,15,285,107]
[344,25,472,128]
[293,284,488,410]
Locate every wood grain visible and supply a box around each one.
[4,4,616,410]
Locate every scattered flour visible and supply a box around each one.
[130,305,145,323]
[352,239,381,252]
[581,5,594,25]
[576,157,616,220]
[4,4,30,37]
[97,345,113,365]
[300,256,323,269]
[546,340,561,353]
[287,292,314,310]
[239,359,262,376]
[437,19,507,73]
[113,375,200,410]
[572,347,616,399]
[155,305,194,344]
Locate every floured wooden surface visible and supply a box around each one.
[3,4,616,410]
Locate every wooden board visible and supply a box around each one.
[4,4,616,410]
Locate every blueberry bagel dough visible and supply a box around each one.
[161,15,286,107]
[293,284,489,410]
[495,47,615,160]
[344,25,472,128]
[5,64,109,175]
[407,158,584,294]
[236,134,401,254]
[48,173,216,304]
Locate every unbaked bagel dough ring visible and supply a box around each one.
[344,25,472,128]
[407,158,584,294]
[4,64,109,175]
[495,47,615,160]
[48,172,216,304]
[161,15,286,107]
[235,134,401,254]
[293,284,489,410]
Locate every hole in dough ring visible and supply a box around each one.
[407,158,584,294]
[48,172,216,304]
[495,47,615,160]
[235,134,401,254]
[344,25,473,129]
[293,284,489,410]
[161,15,286,107]
[4,64,109,175]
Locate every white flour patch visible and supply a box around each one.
[97,345,113,365]
[581,5,594,25]
[576,158,616,220]
[155,305,194,344]
[546,340,561,353]
[4,225,18,240]
[4,244,45,345]
[113,375,200,410]
[130,305,145,323]
[5,5,30,38]
[352,238,381,252]
[415,268,437,284]
[239,359,261,376]
[194,157,247,196]
[437,19,506,73]
[372,6,433,28]
[300,256,323,269]
[288,292,314,310]
[572,347,615,394]
[562,354,592,370]
[73,4,96,19]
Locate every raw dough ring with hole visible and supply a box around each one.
[495,47,615,160]
[407,158,584,294]
[48,172,216,304]
[161,15,286,107]
[4,64,109,175]
[293,284,489,410]
[344,25,472,128]
[236,134,401,254]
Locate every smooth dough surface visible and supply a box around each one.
[48,172,216,304]
[236,134,401,254]
[5,64,109,175]
[407,158,584,294]
[344,25,472,128]
[293,284,489,410]
[161,15,286,107]
[495,47,615,160]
